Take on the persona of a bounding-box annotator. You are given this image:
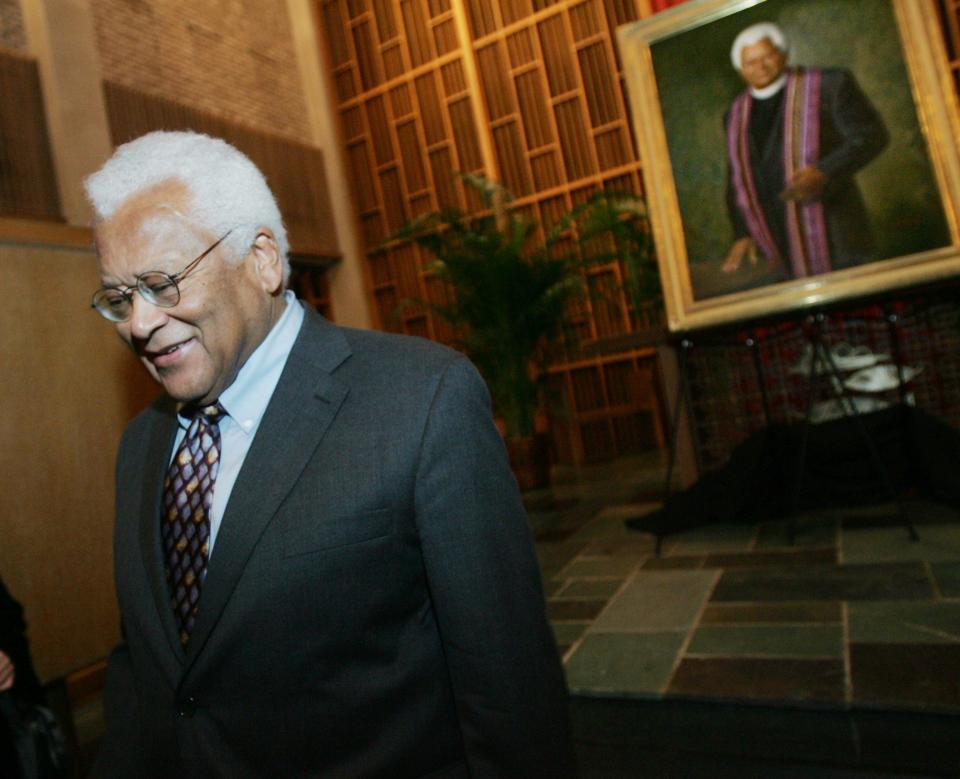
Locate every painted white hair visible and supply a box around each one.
[730,22,789,71]
[84,130,290,283]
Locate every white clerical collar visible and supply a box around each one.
[750,73,788,100]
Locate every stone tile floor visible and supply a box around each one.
[526,453,960,714]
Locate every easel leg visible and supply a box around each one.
[747,332,772,428]
[789,315,918,544]
[788,325,821,545]
[815,325,919,542]
[886,310,908,406]
[657,338,693,556]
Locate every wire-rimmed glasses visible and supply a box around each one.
[91,229,234,322]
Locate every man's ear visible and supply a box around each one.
[250,228,284,294]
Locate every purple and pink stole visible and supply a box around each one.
[727,68,831,277]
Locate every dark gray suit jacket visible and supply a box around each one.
[94,307,574,778]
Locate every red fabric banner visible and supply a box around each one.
[650,0,689,11]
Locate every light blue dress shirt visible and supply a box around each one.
[169,290,305,554]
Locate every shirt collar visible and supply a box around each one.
[177,290,305,434]
[750,72,788,100]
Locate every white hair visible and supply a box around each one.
[84,131,290,283]
[730,22,789,71]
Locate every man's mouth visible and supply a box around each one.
[146,338,194,368]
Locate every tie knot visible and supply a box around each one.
[186,401,227,425]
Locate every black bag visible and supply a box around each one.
[0,692,69,779]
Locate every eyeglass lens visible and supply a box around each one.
[92,272,182,322]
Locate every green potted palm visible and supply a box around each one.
[390,174,583,489]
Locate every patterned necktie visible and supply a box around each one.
[161,402,226,647]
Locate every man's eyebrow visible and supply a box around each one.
[97,275,130,289]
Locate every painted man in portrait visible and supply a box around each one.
[722,22,889,279]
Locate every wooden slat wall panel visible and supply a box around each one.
[367,95,394,163]
[515,70,554,149]
[501,0,534,26]
[430,146,459,208]
[938,0,960,94]
[465,1,498,39]
[397,121,429,191]
[570,0,603,40]
[440,60,467,93]
[0,51,61,221]
[434,17,459,54]
[539,15,578,95]
[415,72,447,143]
[492,122,534,195]
[374,0,400,39]
[401,0,433,66]
[549,348,665,463]
[476,43,514,120]
[314,0,666,462]
[448,98,484,171]
[289,265,334,320]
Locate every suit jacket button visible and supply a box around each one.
[178,697,197,717]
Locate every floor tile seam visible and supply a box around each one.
[695,620,843,627]
[580,567,641,637]
[660,568,722,696]
[665,545,757,556]
[556,574,635,582]
[841,600,855,707]
[558,501,617,531]
[836,511,845,566]
[703,598,838,605]
[560,631,590,664]
[925,559,945,599]
[551,563,645,582]
[747,519,761,553]
[700,623,844,631]
[574,565,665,642]
[683,651,844,660]
[581,626,704,635]
[564,684,663,699]
[549,555,606,581]
[846,637,960,645]
[550,595,619,602]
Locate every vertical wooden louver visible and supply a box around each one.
[315,0,670,463]
[0,51,62,221]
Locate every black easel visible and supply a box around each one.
[787,313,919,544]
[662,339,694,499]
[651,332,768,554]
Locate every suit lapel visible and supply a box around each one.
[137,401,185,661]
[182,309,351,672]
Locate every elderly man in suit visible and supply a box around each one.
[86,131,574,778]
[722,22,888,279]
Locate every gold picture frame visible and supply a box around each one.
[618,0,960,332]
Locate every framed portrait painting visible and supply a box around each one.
[618,0,960,331]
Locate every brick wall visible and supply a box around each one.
[0,0,26,52]
[89,0,310,142]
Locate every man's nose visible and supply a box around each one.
[127,291,167,338]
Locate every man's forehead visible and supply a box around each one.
[110,177,192,222]
[96,180,198,248]
[743,37,780,56]
[95,180,209,280]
